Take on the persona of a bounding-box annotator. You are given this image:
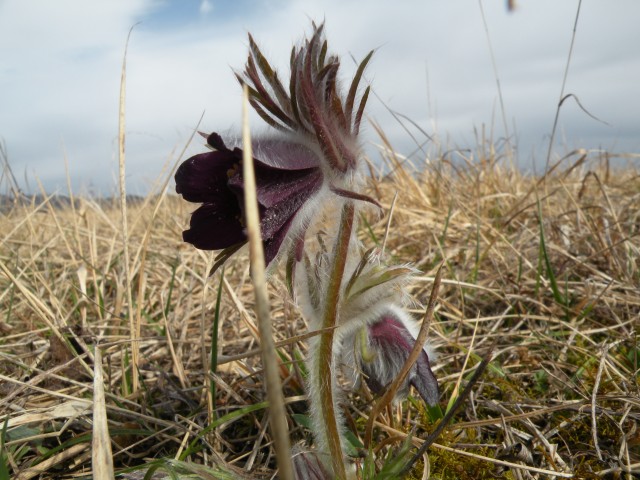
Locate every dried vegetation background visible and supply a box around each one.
[1,146,639,479]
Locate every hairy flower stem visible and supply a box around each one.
[314,201,355,479]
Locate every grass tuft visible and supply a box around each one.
[0,140,639,478]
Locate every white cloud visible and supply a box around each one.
[1,0,639,194]
[199,0,213,15]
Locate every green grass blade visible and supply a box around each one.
[209,268,225,420]
[360,213,379,246]
[372,434,414,479]
[163,257,179,319]
[537,198,566,308]
[0,417,9,480]
[179,402,269,461]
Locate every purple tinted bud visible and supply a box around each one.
[292,448,332,480]
[361,311,439,406]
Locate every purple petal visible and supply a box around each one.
[259,175,320,239]
[182,203,246,250]
[206,132,230,151]
[175,151,239,203]
[411,352,439,406]
[263,212,296,266]
[253,166,323,209]
[228,167,322,239]
[205,134,321,170]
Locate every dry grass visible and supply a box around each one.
[1,143,639,479]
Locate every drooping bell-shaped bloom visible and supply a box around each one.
[176,23,373,268]
[175,133,324,267]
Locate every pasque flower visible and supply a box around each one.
[175,23,441,478]
[176,23,373,268]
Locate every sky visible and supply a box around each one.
[1,0,639,196]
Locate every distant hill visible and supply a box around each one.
[0,193,146,212]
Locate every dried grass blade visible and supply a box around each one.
[92,344,115,480]
[240,84,294,479]
[0,260,76,367]
[381,191,399,255]
[430,442,575,478]
[118,24,139,393]
[15,444,87,480]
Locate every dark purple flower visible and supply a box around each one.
[175,132,323,266]
[176,24,374,268]
[359,311,439,406]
